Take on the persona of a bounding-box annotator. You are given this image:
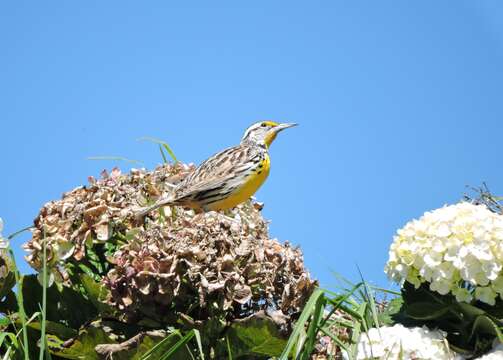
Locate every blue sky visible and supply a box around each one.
[1,1,503,288]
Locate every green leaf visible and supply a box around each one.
[398,282,501,355]
[26,321,77,340]
[49,325,114,360]
[77,263,100,281]
[48,320,149,359]
[86,246,104,274]
[21,275,97,329]
[224,312,287,359]
[405,302,450,320]
[378,297,403,325]
[457,302,488,319]
[470,315,503,341]
[79,274,116,315]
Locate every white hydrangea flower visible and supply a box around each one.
[385,203,503,305]
[355,324,460,360]
[0,218,8,249]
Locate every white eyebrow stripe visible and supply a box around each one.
[241,123,261,141]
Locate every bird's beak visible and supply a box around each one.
[273,123,298,133]
[264,123,297,147]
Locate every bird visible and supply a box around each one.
[135,121,297,219]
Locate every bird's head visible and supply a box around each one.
[241,121,298,147]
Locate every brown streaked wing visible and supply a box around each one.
[173,144,260,202]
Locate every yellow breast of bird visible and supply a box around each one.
[207,154,271,211]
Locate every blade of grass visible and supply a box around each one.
[158,145,168,164]
[161,143,178,163]
[348,302,367,359]
[87,156,144,165]
[370,286,401,296]
[329,270,361,292]
[2,345,13,360]
[226,334,233,360]
[279,288,324,360]
[300,292,326,360]
[185,343,196,360]
[38,228,52,360]
[357,266,380,329]
[0,332,18,351]
[5,223,33,359]
[137,136,178,163]
[319,282,364,331]
[294,327,307,359]
[11,263,28,359]
[140,330,182,360]
[321,282,363,300]
[192,329,204,360]
[6,226,34,241]
[159,329,196,360]
[319,327,348,353]
[6,245,29,360]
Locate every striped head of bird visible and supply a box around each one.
[241,121,298,148]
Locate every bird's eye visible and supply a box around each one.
[261,123,267,127]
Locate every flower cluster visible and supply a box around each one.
[385,202,503,305]
[355,324,458,360]
[24,164,195,279]
[105,204,316,323]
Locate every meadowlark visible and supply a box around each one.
[136,121,297,218]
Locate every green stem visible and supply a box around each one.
[8,248,29,360]
[7,226,34,240]
[5,225,37,359]
[39,231,48,360]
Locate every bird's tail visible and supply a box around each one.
[135,196,176,220]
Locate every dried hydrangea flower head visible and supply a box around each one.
[24,163,316,327]
[385,202,503,305]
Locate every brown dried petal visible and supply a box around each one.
[93,221,110,241]
[233,284,252,305]
[84,204,108,222]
